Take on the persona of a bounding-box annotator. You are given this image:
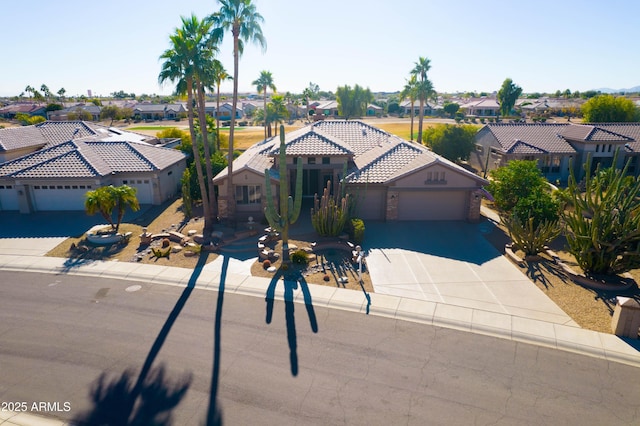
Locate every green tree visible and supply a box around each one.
[336,84,373,119]
[443,102,459,118]
[497,78,523,117]
[488,161,560,255]
[252,70,276,141]
[581,94,639,122]
[410,56,435,144]
[209,0,266,221]
[422,124,476,162]
[563,155,640,275]
[56,87,66,102]
[84,185,140,233]
[269,94,289,135]
[100,105,122,126]
[400,75,418,141]
[159,14,216,234]
[40,84,52,102]
[68,108,93,121]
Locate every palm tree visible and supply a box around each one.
[410,56,433,144]
[401,75,418,141]
[211,60,231,150]
[269,95,289,136]
[209,0,266,221]
[159,15,215,235]
[85,185,140,233]
[252,70,276,141]
[24,85,34,102]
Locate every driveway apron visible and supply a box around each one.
[365,220,577,326]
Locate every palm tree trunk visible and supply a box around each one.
[417,97,425,144]
[263,89,267,141]
[186,79,210,234]
[226,33,240,222]
[410,101,415,141]
[196,80,218,231]
[216,83,221,152]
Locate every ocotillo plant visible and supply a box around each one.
[264,124,303,263]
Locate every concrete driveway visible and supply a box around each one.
[364,220,577,325]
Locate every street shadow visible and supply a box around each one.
[265,268,318,376]
[73,252,210,425]
[204,255,229,426]
[73,365,191,426]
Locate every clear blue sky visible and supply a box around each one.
[2,0,638,98]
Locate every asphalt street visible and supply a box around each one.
[1,271,639,425]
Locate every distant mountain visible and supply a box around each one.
[595,86,640,93]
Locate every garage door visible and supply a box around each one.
[397,191,467,221]
[124,179,153,204]
[33,185,89,211]
[0,185,19,211]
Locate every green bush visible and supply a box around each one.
[291,249,309,265]
[349,218,365,244]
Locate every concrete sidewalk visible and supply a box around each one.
[1,253,639,369]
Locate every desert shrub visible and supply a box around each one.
[291,249,308,265]
[323,274,330,282]
[263,259,271,269]
[349,218,365,244]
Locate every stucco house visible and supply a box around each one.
[472,123,640,184]
[0,103,47,119]
[460,98,500,117]
[0,121,187,212]
[213,120,488,222]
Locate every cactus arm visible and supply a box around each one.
[289,156,304,223]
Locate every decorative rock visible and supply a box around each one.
[267,266,277,273]
[187,229,197,236]
[171,245,183,253]
[184,250,197,257]
[338,276,348,283]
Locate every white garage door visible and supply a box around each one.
[397,191,467,221]
[124,179,153,204]
[0,184,19,211]
[33,185,89,211]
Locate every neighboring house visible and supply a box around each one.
[216,102,244,121]
[0,103,47,119]
[241,101,262,117]
[472,123,640,183]
[48,104,101,121]
[213,120,488,222]
[366,104,383,117]
[399,101,439,117]
[460,98,500,117]
[132,103,186,121]
[314,101,339,118]
[0,121,186,212]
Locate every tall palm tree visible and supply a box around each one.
[211,60,231,150]
[252,70,276,141]
[401,75,418,141]
[410,56,433,144]
[209,0,266,221]
[159,15,215,234]
[271,95,289,136]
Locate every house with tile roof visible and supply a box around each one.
[213,120,488,222]
[471,123,640,183]
[0,103,47,119]
[460,98,500,117]
[0,121,187,212]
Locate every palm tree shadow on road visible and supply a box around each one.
[73,252,215,425]
[265,268,318,376]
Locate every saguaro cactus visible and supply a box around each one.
[311,181,350,237]
[264,124,303,263]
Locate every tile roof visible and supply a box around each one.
[215,120,487,187]
[0,121,156,153]
[0,139,186,179]
[560,124,634,142]
[482,123,576,154]
[0,126,48,152]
